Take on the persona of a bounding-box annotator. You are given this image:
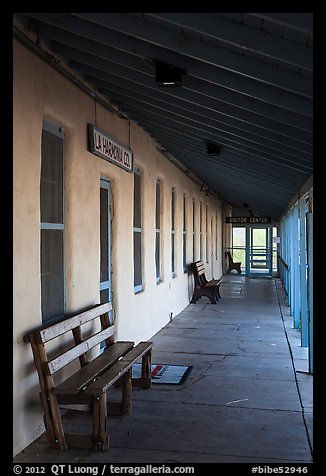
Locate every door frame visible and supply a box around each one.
[245,225,273,277]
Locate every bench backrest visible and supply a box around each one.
[226,251,235,264]
[192,261,209,286]
[193,260,205,276]
[25,303,114,389]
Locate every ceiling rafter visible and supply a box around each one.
[98,82,312,161]
[118,103,312,173]
[72,12,313,104]
[24,12,312,115]
[14,12,313,220]
[143,12,312,71]
[33,19,313,132]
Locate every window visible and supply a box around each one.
[192,199,195,262]
[155,180,161,283]
[40,121,64,324]
[199,203,203,260]
[183,194,187,272]
[100,179,111,305]
[216,211,218,260]
[206,205,208,263]
[171,188,176,277]
[133,169,143,293]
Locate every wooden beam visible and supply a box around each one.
[145,12,313,71]
[248,13,313,35]
[23,12,312,112]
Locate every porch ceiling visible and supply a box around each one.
[14,13,313,220]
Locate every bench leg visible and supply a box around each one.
[39,392,56,447]
[41,392,68,450]
[131,350,152,389]
[92,393,108,450]
[216,284,221,300]
[139,350,152,388]
[121,368,132,416]
[190,286,217,304]
[190,288,201,304]
[191,288,217,304]
[208,289,218,304]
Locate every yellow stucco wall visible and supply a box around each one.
[13,38,227,455]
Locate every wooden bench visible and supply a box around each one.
[24,302,152,451]
[226,251,242,274]
[190,260,222,304]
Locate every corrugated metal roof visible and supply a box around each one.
[14,12,313,220]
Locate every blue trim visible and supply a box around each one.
[307,190,313,373]
[245,225,273,277]
[43,120,64,138]
[40,223,64,230]
[278,190,313,372]
[100,179,110,190]
[134,285,143,294]
[100,179,112,323]
[100,281,110,291]
[299,197,308,347]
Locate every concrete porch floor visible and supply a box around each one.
[14,274,313,464]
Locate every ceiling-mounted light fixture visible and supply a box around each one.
[206,142,223,155]
[155,60,182,87]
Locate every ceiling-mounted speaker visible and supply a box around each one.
[155,61,182,87]
[207,142,223,155]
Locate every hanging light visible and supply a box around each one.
[155,60,182,87]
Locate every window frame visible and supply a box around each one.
[171,187,176,278]
[40,120,65,325]
[133,168,143,293]
[206,205,209,263]
[192,198,195,263]
[199,202,203,260]
[155,179,162,284]
[183,193,187,273]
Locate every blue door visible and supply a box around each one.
[245,225,273,277]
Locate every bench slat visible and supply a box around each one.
[46,325,116,375]
[194,262,205,268]
[54,341,134,395]
[196,269,205,276]
[39,303,112,343]
[205,279,222,287]
[195,262,205,268]
[85,342,153,394]
[194,262,205,273]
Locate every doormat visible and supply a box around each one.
[132,363,192,385]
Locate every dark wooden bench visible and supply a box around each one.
[24,302,152,451]
[190,260,222,304]
[226,251,242,274]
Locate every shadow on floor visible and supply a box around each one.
[14,275,313,464]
